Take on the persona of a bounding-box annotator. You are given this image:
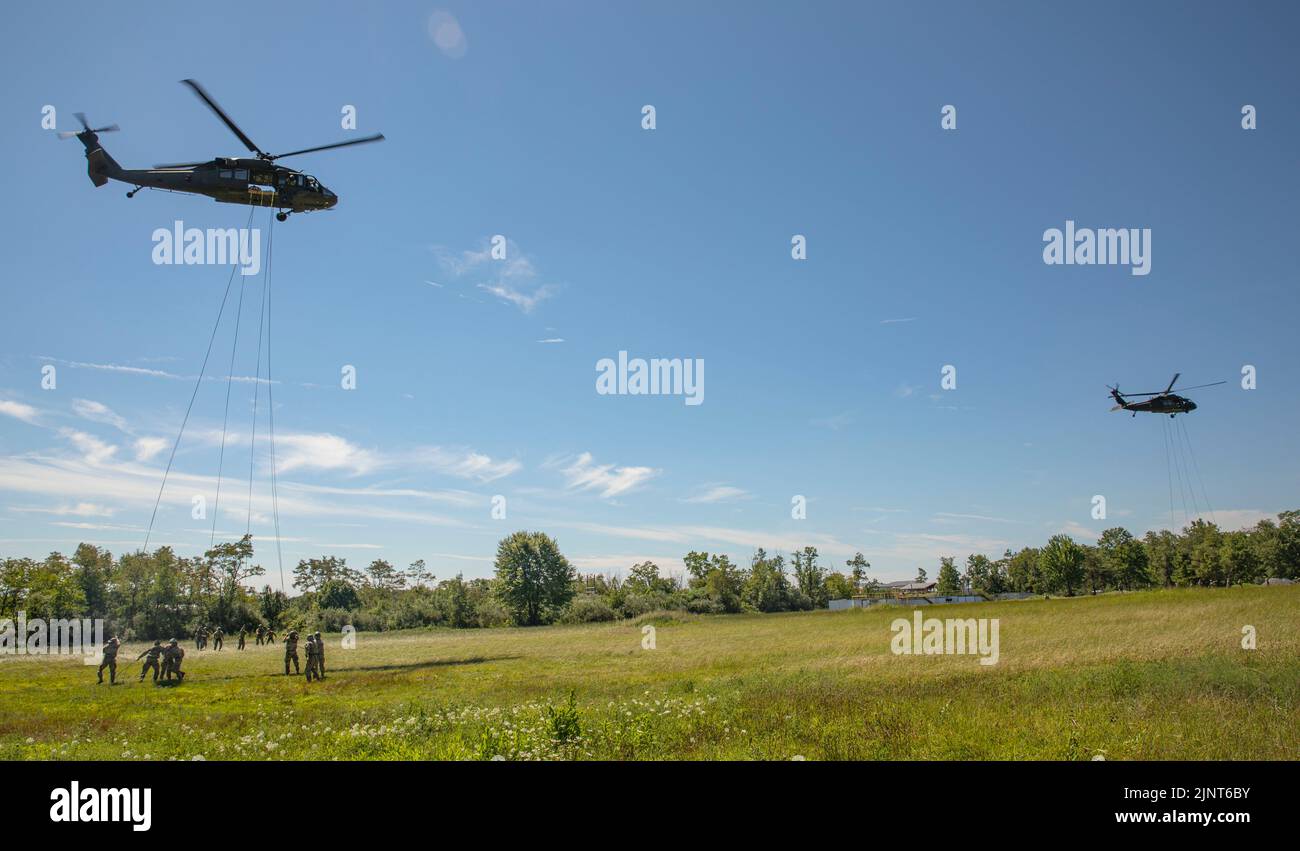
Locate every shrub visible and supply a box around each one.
[561,596,618,623]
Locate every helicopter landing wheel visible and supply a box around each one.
[126,187,140,198]
[276,212,288,222]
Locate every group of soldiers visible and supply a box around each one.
[94,637,186,684]
[283,630,328,682]
[93,628,328,685]
[192,624,281,651]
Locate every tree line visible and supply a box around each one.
[2,512,1296,637]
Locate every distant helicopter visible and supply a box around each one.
[61,79,384,221]
[1108,373,1225,417]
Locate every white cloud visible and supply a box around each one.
[477,282,556,313]
[435,238,560,313]
[9,502,115,518]
[681,484,750,504]
[274,432,383,476]
[134,437,168,462]
[559,452,659,498]
[72,398,128,431]
[0,399,40,424]
[409,447,521,483]
[59,429,118,465]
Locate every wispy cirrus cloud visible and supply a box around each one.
[71,398,128,431]
[0,398,40,424]
[681,484,750,504]
[555,452,659,498]
[432,237,560,313]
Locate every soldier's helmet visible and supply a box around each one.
[289,630,298,638]
[169,638,178,645]
[315,632,322,639]
[153,640,162,646]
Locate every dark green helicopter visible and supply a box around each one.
[62,79,383,221]
[1108,373,1225,418]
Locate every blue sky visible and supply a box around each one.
[2,2,1297,589]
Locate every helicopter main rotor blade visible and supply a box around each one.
[1171,381,1227,392]
[1163,373,1181,394]
[180,79,265,157]
[268,133,385,161]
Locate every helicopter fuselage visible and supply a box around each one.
[1110,391,1197,417]
[85,136,336,213]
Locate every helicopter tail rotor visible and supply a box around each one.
[58,112,119,139]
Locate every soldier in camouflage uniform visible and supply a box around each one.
[237,626,247,650]
[194,626,205,651]
[212,626,224,651]
[266,627,277,644]
[136,640,164,682]
[283,630,300,675]
[163,639,186,682]
[96,636,121,684]
[303,634,319,682]
[314,631,326,678]
[255,625,265,646]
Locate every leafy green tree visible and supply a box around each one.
[1006,547,1042,593]
[914,567,928,584]
[1081,545,1111,594]
[292,555,355,593]
[823,572,854,601]
[744,549,794,612]
[318,578,361,610]
[936,556,962,595]
[1220,531,1260,586]
[845,552,871,592]
[493,531,576,626]
[791,547,827,607]
[1041,535,1085,596]
[365,558,406,592]
[1098,527,1150,590]
[1143,530,1179,587]
[964,553,1005,596]
[259,585,289,627]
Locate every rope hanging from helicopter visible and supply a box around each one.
[142,206,285,592]
[143,205,255,552]
[1159,414,1215,531]
[246,211,285,590]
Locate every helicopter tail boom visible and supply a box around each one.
[75,130,122,187]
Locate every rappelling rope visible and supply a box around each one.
[1178,416,1215,525]
[210,240,250,546]
[261,211,285,592]
[143,206,257,552]
[1161,416,1180,530]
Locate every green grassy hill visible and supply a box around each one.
[2,585,1296,760]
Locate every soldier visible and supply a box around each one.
[237,626,247,650]
[96,636,121,684]
[163,639,185,682]
[266,627,277,644]
[314,631,326,678]
[303,634,318,682]
[136,640,164,682]
[283,630,300,675]
[255,624,265,646]
[194,626,205,651]
[212,626,224,651]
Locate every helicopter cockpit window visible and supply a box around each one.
[219,169,233,179]
[304,176,320,191]
[233,169,249,180]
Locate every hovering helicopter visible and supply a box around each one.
[1108,373,1225,417]
[61,79,384,221]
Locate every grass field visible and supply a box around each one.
[2,586,1297,760]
